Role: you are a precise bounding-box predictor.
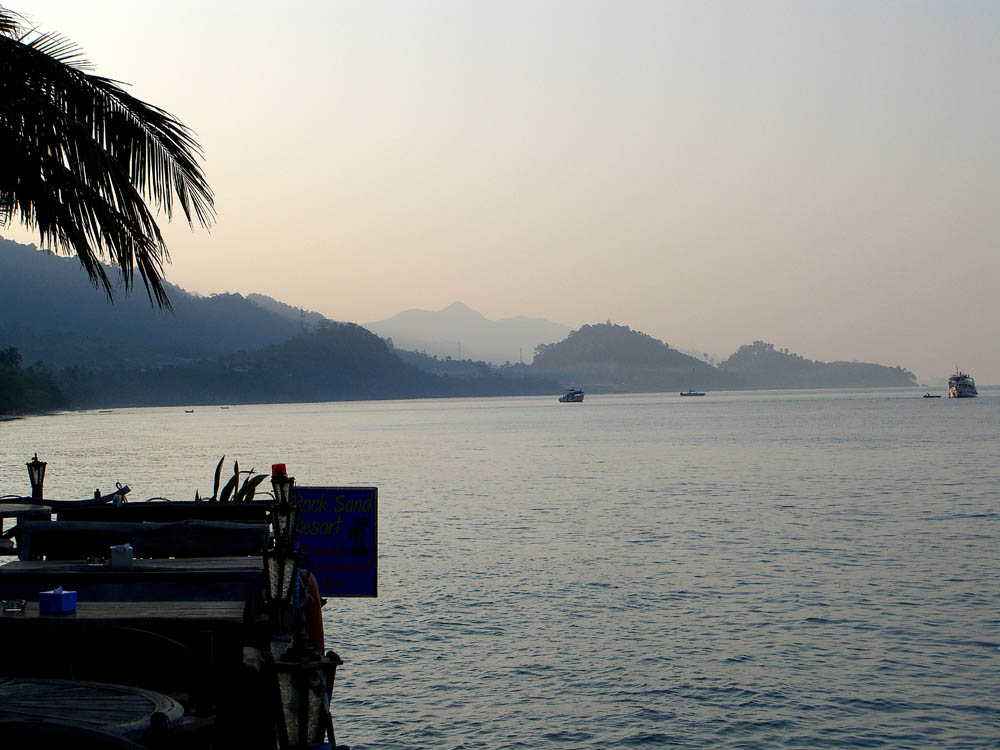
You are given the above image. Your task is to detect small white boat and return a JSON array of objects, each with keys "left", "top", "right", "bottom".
[
  {"left": 948, "top": 370, "right": 977, "bottom": 398},
  {"left": 559, "top": 388, "right": 584, "bottom": 403}
]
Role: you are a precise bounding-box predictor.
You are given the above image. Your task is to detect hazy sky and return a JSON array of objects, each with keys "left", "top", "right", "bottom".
[{"left": 5, "top": 1, "right": 999, "bottom": 382}]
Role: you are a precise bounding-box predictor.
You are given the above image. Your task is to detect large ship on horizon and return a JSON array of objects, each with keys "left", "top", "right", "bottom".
[{"left": 948, "top": 369, "right": 978, "bottom": 398}]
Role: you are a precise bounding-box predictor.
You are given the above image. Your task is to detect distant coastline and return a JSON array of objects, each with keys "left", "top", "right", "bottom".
[{"left": 0, "top": 238, "right": 938, "bottom": 413}]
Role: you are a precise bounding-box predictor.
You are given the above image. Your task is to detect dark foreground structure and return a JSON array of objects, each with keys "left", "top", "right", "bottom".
[{"left": 0, "top": 457, "right": 347, "bottom": 749}]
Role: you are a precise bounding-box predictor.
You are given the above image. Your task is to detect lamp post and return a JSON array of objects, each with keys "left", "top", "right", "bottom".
[
  {"left": 263, "top": 463, "right": 343, "bottom": 750},
  {"left": 271, "top": 649, "right": 343, "bottom": 750},
  {"left": 26, "top": 453, "right": 46, "bottom": 502},
  {"left": 266, "top": 467, "right": 299, "bottom": 638},
  {"left": 264, "top": 547, "right": 300, "bottom": 607}
]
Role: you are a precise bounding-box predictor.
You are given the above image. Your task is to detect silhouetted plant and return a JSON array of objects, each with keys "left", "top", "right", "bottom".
[{"left": 195, "top": 456, "right": 267, "bottom": 503}]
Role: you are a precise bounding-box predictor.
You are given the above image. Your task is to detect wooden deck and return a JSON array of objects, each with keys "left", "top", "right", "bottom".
[
  {"left": 0, "top": 554, "right": 272, "bottom": 747},
  {"left": 0, "top": 595, "right": 271, "bottom": 748},
  {"left": 0, "top": 500, "right": 287, "bottom": 748}
]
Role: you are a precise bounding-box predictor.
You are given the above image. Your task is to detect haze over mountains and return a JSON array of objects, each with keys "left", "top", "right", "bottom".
[
  {"left": 366, "top": 302, "right": 571, "bottom": 365},
  {"left": 0, "top": 238, "right": 300, "bottom": 369},
  {"left": 1, "top": 237, "right": 922, "bottom": 411}
]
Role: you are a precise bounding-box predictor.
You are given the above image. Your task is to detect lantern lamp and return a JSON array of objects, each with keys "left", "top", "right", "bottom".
[
  {"left": 272, "top": 504, "right": 299, "bottom": 547},
  {"left": 271, "top": 472, "right": 295, "bottom": 506},
  {"left": 264, "top": 548, "right": 300, "bottom": 606},
  {"left": 26, "top": 453, "right": 46, "bottom": 501},
  {"left": 272, "top": 650, "right": 342, "bottom": 750}
]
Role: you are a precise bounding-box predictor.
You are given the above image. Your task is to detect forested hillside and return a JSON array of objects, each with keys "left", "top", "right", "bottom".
[
  {"left": 719, "top": 341, "right": 917, "bottom": 388},
  {"left": 0, "top": 238, "right": 562, "bottom": 410},
  {"left": 0, "top": 347, "right": 67, "bottom": 415},
  {"left": 0, "top": 238, "right": 300, "bottom": 368},
  {"left": 59, "top": 322, "right": 560, "bottom": 408},
  {"left": 532, "top": 325, "right": 917, "bottom": 392},
  {"left": 532, "top": 323, "right": 732, "bottom": 392}
]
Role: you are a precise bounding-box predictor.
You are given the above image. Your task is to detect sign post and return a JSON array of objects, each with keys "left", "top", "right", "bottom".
[{"left": 290, "top": 486, "right": 377, "bottom": 597}]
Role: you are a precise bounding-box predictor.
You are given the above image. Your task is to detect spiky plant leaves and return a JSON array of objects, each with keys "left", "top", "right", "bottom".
[
  {"left": 237, "top": 474, "right": 267, "bottom": 504},
  {"left": 211, "top": 455, "right": 225, "bottom": 501},
  {"left": 218, "top": 472, "right": 239, "bottom": 504}
]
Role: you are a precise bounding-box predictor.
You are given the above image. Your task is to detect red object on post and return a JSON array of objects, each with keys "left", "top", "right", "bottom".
[{"left": 271, "top": 463, "right": 287, "bottom": 478}]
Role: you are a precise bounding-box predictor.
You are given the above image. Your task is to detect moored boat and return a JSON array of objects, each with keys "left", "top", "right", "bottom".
[
  {"left": 923, "top": 393, "right": 941, "bottom": 398},
  {"left": 948, "top": 370, "right": 978, "bottom": 398},
  {"left": 559, "top": 388, "right": 584, "bottom": 403},
  {"left": 681, "top": 368, "right": 705, "bottom": 396}
]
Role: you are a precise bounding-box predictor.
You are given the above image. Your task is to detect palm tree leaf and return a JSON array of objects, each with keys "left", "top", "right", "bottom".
[
  {"left": 0, "top": 8, "right": 22, "bottom": 36},
  {"left": 21, "top": 29, "right": 91, "bottom": 68},
  {"left": 0, "top": 13, "right": 213, "bottom": 306}
]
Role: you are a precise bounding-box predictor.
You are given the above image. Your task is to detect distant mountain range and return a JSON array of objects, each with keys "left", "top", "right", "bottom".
[
  {"left": 0, "top": 237, "right": 918, "bottom": 410},
  {"left": 366, "top": 301, "right": 571, "bottom": 365},
  {"left": 534, "top": 324, "right": 916, "bottom": 392},
  {"left": 0, "top": 238, "right": 563, "bottom": 408},
  {"left": 0, "top": 237, "right": 301, "bottom": 369}
]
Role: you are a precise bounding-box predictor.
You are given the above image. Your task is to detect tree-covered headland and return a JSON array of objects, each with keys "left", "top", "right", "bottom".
[{"left": 0, "top": 346, "right": 67, "bottom": 415}]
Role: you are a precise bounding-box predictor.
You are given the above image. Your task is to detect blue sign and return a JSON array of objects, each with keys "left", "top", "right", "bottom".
[{"left": 291, "top": 486, "right": 377, "bottom": 597}]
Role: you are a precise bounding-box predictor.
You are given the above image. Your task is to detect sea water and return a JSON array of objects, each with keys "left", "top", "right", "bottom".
[{"left": 2, "top": 389, "right": 997, "bottom": 748}]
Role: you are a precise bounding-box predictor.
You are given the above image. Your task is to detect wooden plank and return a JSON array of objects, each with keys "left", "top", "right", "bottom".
[
  {"left": 0, "top": 559, "right": 265, "bottom": 604},
  {"left": 16, "top": 520, "right": 267, "bottom": 560},
  {"left": 58, "top": 502, "right": 268, "bottom": 523},
  {"left": 0, "top": 600, "right": 246, "bottom": 628},
  {"left": 0, "top": 503, "right": 52, "bottom": 519},
  {"left": 1, "top": 556, "right": 263, "bottom": 573}
]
